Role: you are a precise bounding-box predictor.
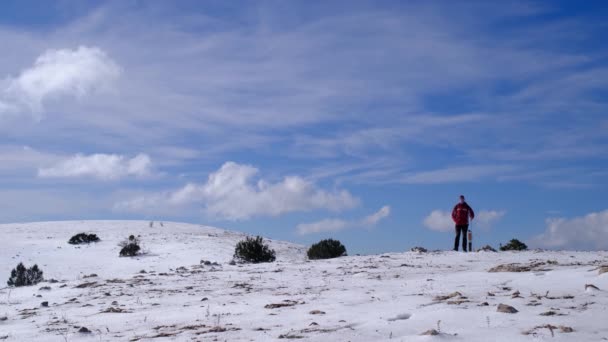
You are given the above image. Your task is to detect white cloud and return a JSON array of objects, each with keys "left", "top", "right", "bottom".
[
  {"left": 423, "top": 210, "right": 456, "bottom": 232},
  {"left": 476, "top": 210, "right": 506, "bottom": 229},
  {"left": 530, "top": 209, "right": 608, "bottom": 250},
  {"left": 296, "top": 205, "right": 391, "bottom": 235},
  {"left": 363, "top": 205, "right": 391, "bottom": 225},
  {"left": 38, "top": 153, "right": 152, "bottom": 180},
  {"left": 126, "top": 154, "right": 153, "bottom": 177},
  {"left": 115, "top": 162, "right": 359, "bottom": 220},
  {"left": 1, "top": 46, "right": 120, "bottom": 116},
  {"left": 423, "top": 209, "right": 505, "bottom": 232}
]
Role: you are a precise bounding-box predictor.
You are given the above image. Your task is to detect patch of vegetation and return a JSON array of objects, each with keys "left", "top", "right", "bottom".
[
  {"left": 7, "top": 263, "right": 44, "bottom": 287},
  {"left": 68, "top": 233, "right": 100, "bottom": 245},
  {"left": 499, "top": 239, "right": 528, "bottom": 251},
  {"left": 477, "top": 245, "right": 497, "bottom": 252},
  {"left": 307, "top": 239, "right": 347, "bottom": 260},
  {"left": 119, "top": 235, "right": 142, "bottom": 257},
  {"left": 234, "top": 236, "right": 276, "bottom": 263}
]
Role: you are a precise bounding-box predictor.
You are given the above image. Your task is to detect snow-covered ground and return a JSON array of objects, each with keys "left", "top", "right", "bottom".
[{"left": 1, "top": 221, "right": 607, "bottom": 341}]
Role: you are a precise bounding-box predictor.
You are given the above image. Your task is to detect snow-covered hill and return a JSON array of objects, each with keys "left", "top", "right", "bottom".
[
  {"left": 0, "top": 220, "right": 305, "bottom": 279},
  {"left": 1, "top": 221, "right": 607, "bottom": 341}
]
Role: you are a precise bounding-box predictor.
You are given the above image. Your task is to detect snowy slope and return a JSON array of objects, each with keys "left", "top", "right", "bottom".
[
  {"left": 1, "top": 221, "right": 608, "bottom": 341},
  {"left": 0, "top": 220, "right": 305, "bottom": 280}
]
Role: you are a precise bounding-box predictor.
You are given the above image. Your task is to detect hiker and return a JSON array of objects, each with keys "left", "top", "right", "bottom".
[{"left": 452, "top": 195, "right": 474, "bottom": 252}]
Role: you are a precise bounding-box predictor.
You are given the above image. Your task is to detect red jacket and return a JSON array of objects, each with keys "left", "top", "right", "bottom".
[{"left": 452, "top": 202, "right": 474, "bottom": 225}]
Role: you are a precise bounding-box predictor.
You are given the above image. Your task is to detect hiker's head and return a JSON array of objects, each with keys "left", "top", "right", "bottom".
[{"left": 459, "top": 195, "right": 465, "bottom": 203}]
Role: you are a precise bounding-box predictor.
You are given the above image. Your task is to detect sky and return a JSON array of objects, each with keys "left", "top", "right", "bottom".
[{"left": 0, "top": 0, "right": 607, "bottom": 254}]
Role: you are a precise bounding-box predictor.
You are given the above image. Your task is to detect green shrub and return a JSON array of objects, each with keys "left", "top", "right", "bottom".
[
  {"left": 119, "top": 235, "right": 142, "bottom": 257},
  {"left": 307, "top": 239, "right": 347, "bottom": 260},
  {"left": 68, "top": 233, "right": 100, "bottom": 245},
  {"left": 234, "top": 236, "right": 276, "bottom": 263},
  {"left": 7, "top": 263, "right": 44, "bottom": 287},
  {"left": 499, "top": 239, "right": 528, "bottom": 251}
]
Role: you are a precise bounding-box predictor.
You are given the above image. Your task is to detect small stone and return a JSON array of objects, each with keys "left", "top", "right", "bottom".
[
  {"left": 434, "top": 292, "right": 462, "bottom": 301},
  {"left": 201, "top": 297, "right": 209, "bottom": 301},
  {"left": 78, "top": 327, "right": 91, "bottom": 333},
  {"left": 559, "top": 326, "right": 574, "bottom": 333},
  {"left": 309, "top": 310, "right": 325, "bottom": 315},
  {"left": 41, "top": 301, "right": 49, "bottom": 307},
  {"left": 420, "top": 329, "right": 439, "bottom": 336},
  {"left": 497, "top": 304, "right": 518, "bottom": 313},
  {"left": 410, "top": 246, "right": 428, "bottom": 253},
  {"left": 479, "top": 302, "right": 489, "bottom": 306},
  {"left": 540, "top": 311, "right": 556, "bottom": 316},
  {"left": 39, "top": 286, "right": 51, "bottom": 291},
  {"left": 0, "top": 316, "right": 7, "bottom": 321}
]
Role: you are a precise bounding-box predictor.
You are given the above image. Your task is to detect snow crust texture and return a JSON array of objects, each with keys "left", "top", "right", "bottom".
[{"left": 1, "top": 221, "right": 607, "bottom": 341}]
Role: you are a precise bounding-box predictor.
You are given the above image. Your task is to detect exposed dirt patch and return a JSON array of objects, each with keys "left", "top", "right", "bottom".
[
  {"left": 489, "top": 262, "right": 549, "bottom": 273},
  {"left": 523, "top": 324, "right": 574, "bottom": 336},
  {"left": 265, "top": 300, "right": 301, "bottom": 309},
  {"left": 75, "top": 282, "right": 98, "bottom": 289}
]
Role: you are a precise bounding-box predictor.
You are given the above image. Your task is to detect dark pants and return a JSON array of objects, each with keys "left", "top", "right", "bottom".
[{"left": 454, "top": 224, "right": 469, "bottom": 251}]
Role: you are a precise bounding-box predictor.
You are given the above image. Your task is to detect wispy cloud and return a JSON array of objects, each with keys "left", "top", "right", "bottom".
[
  {"left": 38, "top": 153, "right": 152, "bottom": 180},
  {"left": 296, "top": 219, "right": 349, "bottom": 235},
  {"left": 362, "top": 205, "right": 391, "bottom": 225},
  {"left": 0, "top": 1, "right": 605, "bottom": 238},
  {"left": 0, "top": 145, "right": 60, "bottom": 174},
  {"left": 297, "top": 205, "right": 390, "bottom": 235},
  {"left": 115, "top": 162, "right": 359, "bottom": 220},
  {"left": 400, "top": 165, "right": 516, "bottom": 184}
]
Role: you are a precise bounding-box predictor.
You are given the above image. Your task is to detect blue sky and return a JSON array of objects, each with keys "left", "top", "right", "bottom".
[{"left": 0, "top": 0, "right": 607, "bottom": 253}]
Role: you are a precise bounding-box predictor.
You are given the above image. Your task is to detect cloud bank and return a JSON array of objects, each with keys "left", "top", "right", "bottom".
[
  {"left": 115, "top": 162, "right": 359, "bottom": 220},
  {"left": 530, "top": 209, "right": 608, "bottom": 250}
]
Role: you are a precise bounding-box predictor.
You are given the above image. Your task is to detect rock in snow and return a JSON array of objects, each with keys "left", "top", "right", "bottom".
[{"left": 497, "top": 304, "right": 519, "bottom": 314}]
